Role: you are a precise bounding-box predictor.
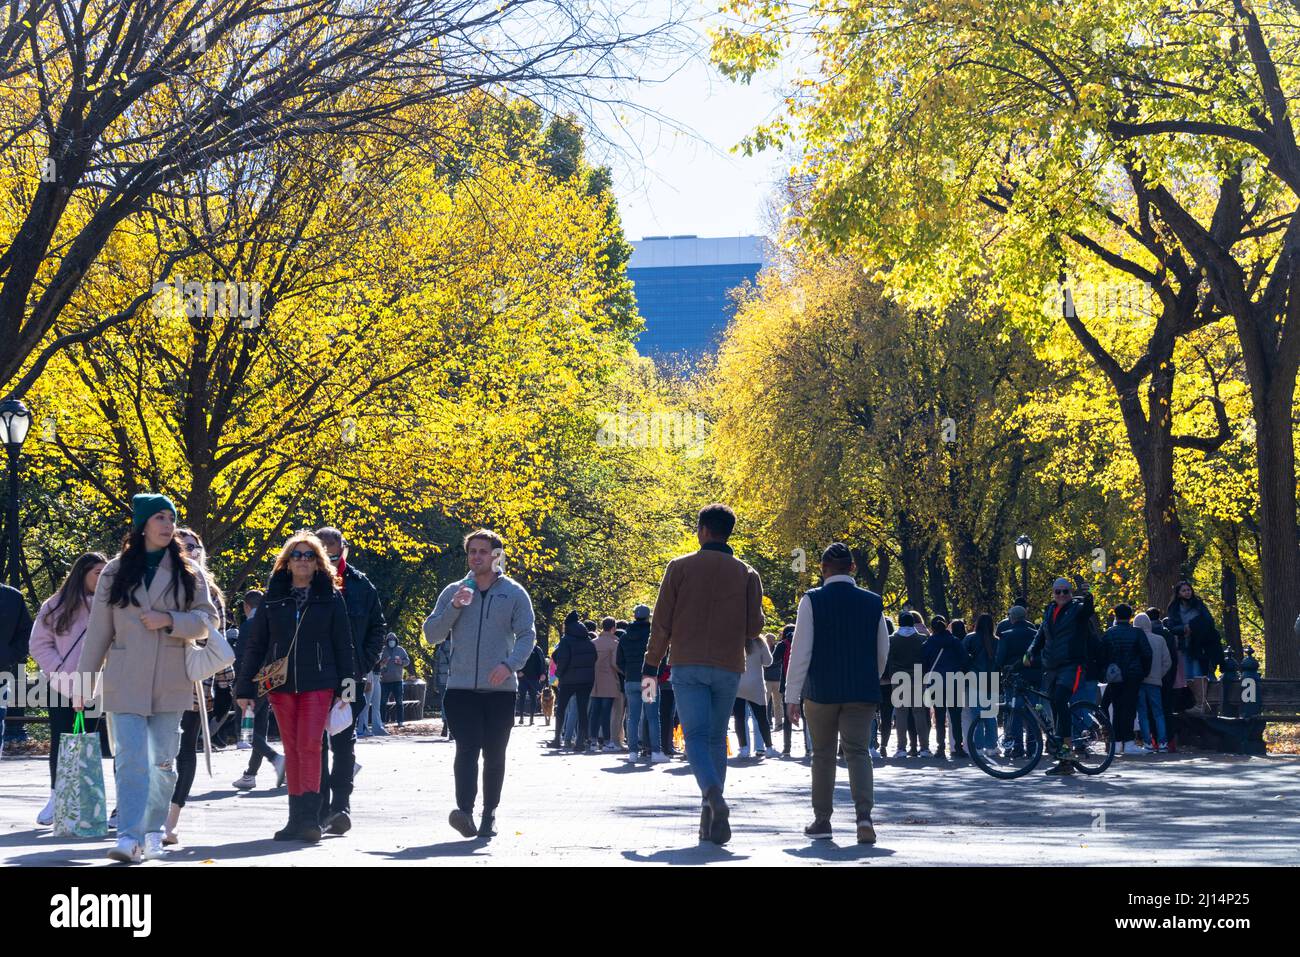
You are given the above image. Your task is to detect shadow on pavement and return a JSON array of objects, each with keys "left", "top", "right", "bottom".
[
  {"left": 622, "top": 844, "right": 751, "bottom": 865},
  {"left": 369, "top": 840, "right": 491, "bottom": 860},
  {"left": 784, "top": 842, "right": 896, "bottom": 862}
]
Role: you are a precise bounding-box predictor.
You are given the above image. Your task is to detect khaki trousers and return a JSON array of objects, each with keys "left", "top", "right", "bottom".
[
  {"left": 804, "top": 700, "right": 876, "bottom": 824},
  {"left": 767, "top": 680, "right": 784, "bottom": 729}
]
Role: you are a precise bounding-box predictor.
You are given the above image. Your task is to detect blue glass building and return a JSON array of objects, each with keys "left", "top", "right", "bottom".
[{"left": 628, "top": 235, "right": 769, "bottom": 360}]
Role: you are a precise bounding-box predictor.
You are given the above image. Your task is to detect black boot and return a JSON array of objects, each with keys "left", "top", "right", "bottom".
[
  {"left": 477, "top": 809, "right": 497, "bottom": 838},
  {"left": 296, "top": 792, "right": 323, "bottom": 842},
  {"left": 274, "top": 795, "right": 299, "bottom": 841},
  {"left": 702, "top": 785, "right": 730, "bottom": 845}
]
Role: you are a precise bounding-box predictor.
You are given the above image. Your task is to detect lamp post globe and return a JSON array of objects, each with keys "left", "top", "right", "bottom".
[
  {"left": 1014, "top": 535, "right": 1033, "bottom": 606},
  {"left": 0, "top": 398, "right": 32, "bottom": 589}
]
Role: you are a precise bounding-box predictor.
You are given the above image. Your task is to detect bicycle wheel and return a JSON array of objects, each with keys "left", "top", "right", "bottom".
[
  {"left": 969, "top": 700, "right": 1042, "bottom": 779},
  {"left": 1067, "top": 702, "right": 1114, "bottom": 774}
]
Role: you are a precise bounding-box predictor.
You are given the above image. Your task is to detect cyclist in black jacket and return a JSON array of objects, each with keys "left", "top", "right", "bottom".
[{"left": 1026, "top": 577, "right": 1095, "bottom": 776}]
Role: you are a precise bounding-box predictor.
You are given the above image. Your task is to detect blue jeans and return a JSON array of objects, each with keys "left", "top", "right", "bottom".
[
  {"left": 670, "top": 665, "right": 741, "bottom": 796},
  {"left": 1136, "top": 683, "right": 1167, "bottom": 746},
  {"left": 110, "top": 711, "right": 183, "bottom": 846},
  {"left": 625, "top": 681, "right": 662, "bottom": 757},
  {"left": 357, "top": 674, "right": 384, "bottom": 736},
  {"left": 588, "top": 696, "right": 614, "bottom": 742},
  {"left": 563, "top": 695, "right": 579, "bottom": 743}
]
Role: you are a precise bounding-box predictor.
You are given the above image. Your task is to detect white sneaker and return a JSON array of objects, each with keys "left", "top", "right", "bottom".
[
  {"left": 650, "top": 752, "right": 671, "bottom": 764},
  {"left": 232, "top": 772, "right": 256, "bottom": 790},
  {"left": 602, "top": 743, "right": 620, "bottom": 752},
  {"left": 918, "top": 748, "right": 933, "bottom": 758},
  {"left": 272, "top": 753, "right": 287, "bottom": 788},
  {"left": 765, "top": 746, "right": 780, "bottom": 758},
  {"left": 869, "top": 748, "right": 882, "bottom": 760},
  {"left": 235, "top": 740, "right": 253, "bottom": 750},
  {"left": 737, "top": 746, "right": 751, "bottom": 759},
  {"left": 107, "top": 837, "right": 142, "bottom": 864},
  {"left": 108, "top": 809, "right": 119, "bottom": 830},
  {"left": 37, "top": 793, "right": 55, "bottom": 826},
  {"left": 143, "top": 832, "right": 166, "bottom": 860},
  {"left": 1129, "top": 742, "right": 1150, "bottom": 753},
  {"left": 893, "top": 748, "right": 907, "bottom": 759}
]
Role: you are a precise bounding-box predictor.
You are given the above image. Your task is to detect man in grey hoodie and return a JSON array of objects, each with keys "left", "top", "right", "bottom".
[{"left": 423, "top": 528, "right": 536, "bottom": 840}]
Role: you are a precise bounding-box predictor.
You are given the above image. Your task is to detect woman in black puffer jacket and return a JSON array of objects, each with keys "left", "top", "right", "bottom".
[
  {"left": 1166, "top": 582, "right": 1223, "bottom": 716},
  {"left": 548, "top": 611, "right": 597, "bottom": 750},
  {"left": 236, "top": 533, "right": 353, "bottom": 842}
]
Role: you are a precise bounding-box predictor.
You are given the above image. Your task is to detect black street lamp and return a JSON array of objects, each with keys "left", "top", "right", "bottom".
[
  {"left": 0, "top": 398, "right": 32, "bottom": 589},
  {"left": 1014, "top": 534, "right": 1033, "bottom": 607}
]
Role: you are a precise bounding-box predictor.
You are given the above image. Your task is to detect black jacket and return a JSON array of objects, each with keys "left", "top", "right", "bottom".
[
  {"left": 1166, "top": 596, "right": 1223, "bottom": 673},
  {"left": 775, "top": 637, "right": 793, "bottom": 692},
  {"left": 1029, "top": 592, "right": 1096, "bottom": 670},
  {"left": 616, "top": 619, "right": 651, "bottom": 680},
  {"left": 553, "top": 626, "right": 597, "bottom": 686},
  {"left": 994, "top": 619, "right": 1039, "bottom": 675},
  {"left": 234, "top": 570, "right": 354, "bottom": 699},
  {"left": 764, "top": 638, "right": 788, "bottom": 682},
  {"left": 1103, "top": 622, "right": 1153, "bottom": 683},
  {"left": 0, "top": 584, "right": 32, "bottom": 671},
  {"left": 521, "top": 644, "right": 548, "bottom": 680},
  {"left": 339, "top": 563, "right": 387, "bottom": 681}
]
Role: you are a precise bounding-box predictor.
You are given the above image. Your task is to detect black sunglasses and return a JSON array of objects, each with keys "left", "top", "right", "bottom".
[
  {"left": 1053, "top": 588, "right": 1072, "bottom": 595},
  {"left": 289, "top": 550, "right": 316, "bottom": 561}
]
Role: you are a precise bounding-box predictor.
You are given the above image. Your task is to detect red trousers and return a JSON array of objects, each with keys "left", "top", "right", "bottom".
[{"left": 269, "top": 689, "right": 333, "bottom": 796}]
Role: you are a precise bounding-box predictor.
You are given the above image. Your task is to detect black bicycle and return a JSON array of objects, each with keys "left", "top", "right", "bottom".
[{"left": 968, "top": 669, "right": 1114, "bottom": 779}]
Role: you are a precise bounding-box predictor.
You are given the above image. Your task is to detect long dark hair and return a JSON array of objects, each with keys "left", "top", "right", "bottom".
[
  {"left": 108, "top": 528, "right": 197, "bottom": 609},
  {"left": 176, "top": 527, "right": 226, "bottom": 627},
  {"left": 975, "top": 613, "right": 995, "bottom": 661},
  {"left": 48, "top": 552, "right": 108, "bottom": 635},
  {"left": 1169, "top": 580, "right": 1198, "bottom": 609}
]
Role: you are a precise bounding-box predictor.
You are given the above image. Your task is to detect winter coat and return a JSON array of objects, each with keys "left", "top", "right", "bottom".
[
  {"left": 81, "top": 552, "right": 219, "bottom": 715},
  {"left": 1102, "top": 622, "right": 1153, "bottom": 684},
  {"left": 30, "top": 593, "right": 93, "bottom": 698},
  {"left": 337, "top": 562, "right": 387, "bottom": 681},
  {"left": 234, "top": 569, "right": 354, "bottom": 699},
  {"left": 1029, "top": 592, "right": 1097, "bottom": 670},
  {"left": 422, "top": 574, "right": 537, "bottom": 693},
  {"left": 1166, "top": 596, "right": 1224, "bottom": 674},
  {"left": 616, "top": 619, "right": 651, "bottom": 682},
  {"left": 0, "top": 583, "right": 32, "bottom": 673},
  {"left": 736, "top": 637, "right": 774, "bottom": 705},
  {"left": 921, "top": 631, "right": 968, "bottom": 676},
  {"left": 553, "top": 624, "right": 597, "bottom": 686},
  {"left": 591, "top": 631, "right": 622, "bottom": 698}
]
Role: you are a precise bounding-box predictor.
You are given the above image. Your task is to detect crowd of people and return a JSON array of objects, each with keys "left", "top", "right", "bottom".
[{"left": 0, "top": 495, "right": 1234, "bottom": 860}]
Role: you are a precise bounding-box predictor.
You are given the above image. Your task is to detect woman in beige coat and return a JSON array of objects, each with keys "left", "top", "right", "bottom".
[{"left": 77, "top": 494, "right": 217, "bottom": 864}]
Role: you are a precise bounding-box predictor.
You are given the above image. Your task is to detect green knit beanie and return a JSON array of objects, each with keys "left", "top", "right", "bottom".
[{"left": 132, "top": 493, "right": 177, "bottom": 531}]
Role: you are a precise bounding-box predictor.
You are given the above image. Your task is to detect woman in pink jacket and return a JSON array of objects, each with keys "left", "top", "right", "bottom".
[{"left": 29, "top": 552, "right": 110, "bottom": 826}]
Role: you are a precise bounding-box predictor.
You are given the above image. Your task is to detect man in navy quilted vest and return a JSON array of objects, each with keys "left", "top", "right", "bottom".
[{"left": 784, "top": 542, "right": 889, "bottom": 845}]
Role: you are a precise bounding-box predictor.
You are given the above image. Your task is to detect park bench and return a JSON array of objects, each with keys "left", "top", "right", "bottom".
[{"left": 1207, "top": 678, "right": 1300, "bottom": 722}]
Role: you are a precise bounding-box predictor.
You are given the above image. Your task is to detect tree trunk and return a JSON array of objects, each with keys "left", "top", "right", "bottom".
[
  {"left": 925, "top": 546, "right": 950, "bottom": 620},
  {"left": 1220, "top": 559, "right": 1242, "bottom": 657},
  {"left": 1112, "top": 348, "right": 1188, "bottom": 610},
  {"left": 895, "top": 512, "right": 928, "bottom": 615},
  {"left": 1251, "top": 375, "right": 1300, "bottom": 678}
]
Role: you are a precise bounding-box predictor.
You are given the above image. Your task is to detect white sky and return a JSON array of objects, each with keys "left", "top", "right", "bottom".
[{"left": 591, "top": 3, "right": 801, "bottom": 241}]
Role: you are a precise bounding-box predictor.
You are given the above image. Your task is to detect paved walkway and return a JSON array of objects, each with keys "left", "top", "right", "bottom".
[{"left": 3, "top": 723, "right": 1297, "bottom": 866}]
